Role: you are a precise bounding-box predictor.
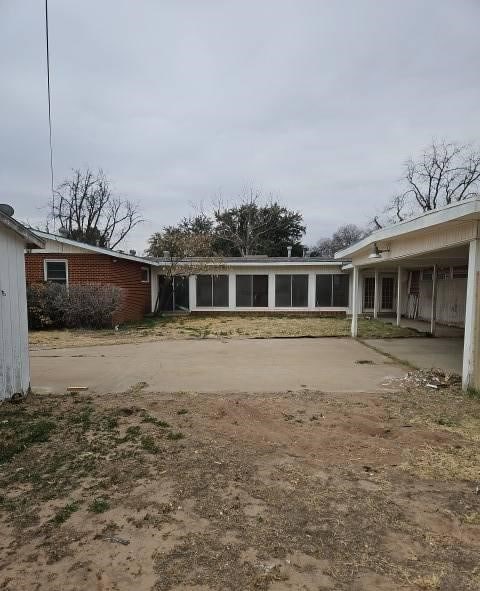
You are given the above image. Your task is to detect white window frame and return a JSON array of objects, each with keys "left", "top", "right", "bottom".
[
  {"left": 141, "top": 266, "right": 150, "bottom": 283},
  {"left": 44, "top": 259, "right": 69, "bottom": 285}
]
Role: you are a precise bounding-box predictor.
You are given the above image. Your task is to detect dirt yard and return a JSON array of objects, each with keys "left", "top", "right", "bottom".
[
  {"left": 29, "top": 315, "right": 419, "bottom": 349},
  {"left": 1, "top": 377, "right": 479, "bottom": 590}
]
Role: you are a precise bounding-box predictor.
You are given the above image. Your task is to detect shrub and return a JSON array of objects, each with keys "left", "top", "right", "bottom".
[
  {"left": 27, "top": 282, "right": 66, "bottom": 329},
  {"left": 27, "top": 283, "right": 123, "bottom": 329}
]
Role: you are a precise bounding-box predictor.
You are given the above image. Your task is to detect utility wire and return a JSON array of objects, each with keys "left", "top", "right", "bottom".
[{"left": 45, "top": 0, "right": 55, "bottom": 228}]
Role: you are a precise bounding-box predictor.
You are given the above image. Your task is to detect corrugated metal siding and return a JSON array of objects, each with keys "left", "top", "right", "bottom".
[{"left": 0, "top": 226, "right": 30, "bottom": 400}]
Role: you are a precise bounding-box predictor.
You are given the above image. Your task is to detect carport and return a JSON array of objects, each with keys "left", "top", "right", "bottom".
[{"left": 336, "top": 199, "right": 480, "bottom": 390}]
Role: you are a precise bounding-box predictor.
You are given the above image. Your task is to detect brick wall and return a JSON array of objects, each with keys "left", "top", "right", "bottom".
[{"left": 25, "top": 253, "right": 151, "bottom": 323}]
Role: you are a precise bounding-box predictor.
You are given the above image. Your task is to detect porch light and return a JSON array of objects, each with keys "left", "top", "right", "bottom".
[{"left": 368, "top": 242, "right": 390, "bottom": 259}]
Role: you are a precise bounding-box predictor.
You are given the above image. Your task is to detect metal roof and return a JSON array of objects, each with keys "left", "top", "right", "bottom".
[{"left": 0, "top": 211, "right": 45, "bottom": 248}]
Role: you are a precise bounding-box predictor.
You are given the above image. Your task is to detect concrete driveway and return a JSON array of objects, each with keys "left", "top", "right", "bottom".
[
  {"left": 364, "top": 337, "right": 463, "bottom": 375},
  {"left": 31, "top": 338, "right": 406, "bottom": 395}
]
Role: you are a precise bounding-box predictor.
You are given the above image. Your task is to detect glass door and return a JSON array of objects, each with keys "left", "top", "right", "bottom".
[{"left": 381, "top": 276, "right": 394, "bottom": 311}]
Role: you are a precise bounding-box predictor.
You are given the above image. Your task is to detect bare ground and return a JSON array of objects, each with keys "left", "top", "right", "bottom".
[
  {"left": 29, "top": 316, "right": 419, "bottom": 350},
  {"left": 1, "top": 379, "right": 480, "bottom": 590}
]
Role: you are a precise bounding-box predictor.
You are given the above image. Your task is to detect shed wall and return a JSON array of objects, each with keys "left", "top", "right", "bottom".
[{"left": 0, "top": 227, "right": 30, "bottom": 400}]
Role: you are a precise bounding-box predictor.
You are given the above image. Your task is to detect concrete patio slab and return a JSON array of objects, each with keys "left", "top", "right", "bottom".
[
  {"left": 30, "top": 338, "right": 406, "bottom": 395},
  {"left": 364, "top": 337, "right": 463, "bottom": 375}
]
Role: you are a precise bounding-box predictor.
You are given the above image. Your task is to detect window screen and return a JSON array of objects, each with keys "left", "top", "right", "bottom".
[
  {"left": 45, "top": 261, "right": 67, "bottom": 284},
  {"left": 141, "top": 267, "right": 150, "bottom": 283},
  {"left": 196, "top": 275, "right": 212, "bottom": 306},
  {"left": 213, "top": 275, "right": 229, "bottom": 306},
  {"left": 275, "top": 275, "right": 291, "bottom": 307},
  {"left": 332, "top": 274, "right": 349, "bottom": 307},
  {"left": 316, "top": 275, "right": 332, "bottom": 307},
  {"left": 275, "top": 275, "right": 308, "bottom": 307},
  {"left": 316, "top": 274, "right": 349, "bottom": 307},
  {"left": 292, "top": 275, "right": 308, "bottom": 306},
  {"left": 196, "top": 275, "right": 229, "bottom": 307},
  {"left": 236, "top": 275, "right": 268, "bottom": 307}
]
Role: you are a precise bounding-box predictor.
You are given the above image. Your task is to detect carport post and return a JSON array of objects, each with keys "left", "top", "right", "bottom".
[
  {"left": 430, "top": 264, "right": 437, "bottom": 335},
  {"left": 351, "top": 266, "right": 359, "bottom": 337},
  {"left": 373, "top": 269, "right": 379, "bottom": 319},
  {"left": 462, "top": 239, "right": 480, "bottom": 390},
  {"left": 396, "top": 266, "right": 402, "bottom": 326}
]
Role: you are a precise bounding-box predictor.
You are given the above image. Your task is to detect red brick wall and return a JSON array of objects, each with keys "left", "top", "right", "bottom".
[{"left": 25, "top": 253, "right": 151, "bottom": 323}]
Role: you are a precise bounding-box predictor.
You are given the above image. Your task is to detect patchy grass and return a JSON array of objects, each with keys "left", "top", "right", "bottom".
[
  {"left": 29, "top": 315, "right": 420, "bottom": 349},
  {"left": 88, "top": 497, "right": 110, "bottom": 513},
  {"left": 51, "top": 501, "right": 79, "bottom": 525},
  {"left": 1, "top": 380, "right": 479, "bottom": 590}
]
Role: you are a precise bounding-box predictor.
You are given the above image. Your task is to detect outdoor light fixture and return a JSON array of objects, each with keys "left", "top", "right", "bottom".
[{"left": 368, "top": 242, "right": 390, "bottom": 259}]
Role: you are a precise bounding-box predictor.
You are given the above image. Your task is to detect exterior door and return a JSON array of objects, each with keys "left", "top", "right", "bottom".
[
  {"left": 381, "top": 276, "right": 394, "bottom": 312},
  {"left": 363, "top": 277, "right": 375, "bottom": 310}
]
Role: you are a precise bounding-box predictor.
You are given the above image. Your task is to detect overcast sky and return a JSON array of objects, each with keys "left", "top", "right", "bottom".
[{"left": 2, "top": 1, "right": 480, "bottom": 253}]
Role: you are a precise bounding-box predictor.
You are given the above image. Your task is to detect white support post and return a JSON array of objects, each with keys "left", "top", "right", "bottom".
[
  {"left": 351, "top": 266, "right": 359, "bottom": 337},
  {"left": 373, "top": 269, "right": 379, "bottom": 319},
  {"left": 228, "top": 273, "right": 236, "bottom": 309},
  {"left": 268, "top": 272, "right": 275, "bottom": 309},
  {"left": 396, "top": 266, "right": 402, "bottom": 326},
  {"left": 188, "top": 275, "right": 196, "bottom": 310},
  {"left": 430, "top": 264, "right": 437, "bottom": 335},
  {"left": 308, "top": 272, "right": 316, "bottom": 309},
  {"left": 463, "top": 239, "right": 480, "bottom": 390}
]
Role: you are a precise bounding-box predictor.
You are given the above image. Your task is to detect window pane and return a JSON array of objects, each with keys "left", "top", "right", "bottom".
[
  {"left": 275, "top": 275, "right": 291, "bottom": 307},
  {"left": 213, "top": 275, "right": 229, "bottom": 306},
  {"left": 332, "top": 274, "right": 349, "bottom": 307},
  {"left": 174, "top": 276, "right": 189, "bottom": 310},
  {"left": 363, "top": 277, "right": 375, "bottom": 309},
  {"left": 316, "top": 275, "right": 332, "bottom": 307},
  {"left": 46, "top": 261, "right": 67, "bottom": 283},
  {"left": 381, "top": 277, "right": 394, "bottom": 310},
  {"left": 252, "top": 275, "right": 268, "bottom": 307},
  {"left": 196, "top": 275, "right": 212, "bottom": 307},
  {"left": 236, "top": 275, "right": 251, "bottom": 307},
  {"left": 292, "top": 275, "right": 308, "bottom": 307}
]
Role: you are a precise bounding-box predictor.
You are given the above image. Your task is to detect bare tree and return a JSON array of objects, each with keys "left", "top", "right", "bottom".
[
  {"left": 312, "top": 224, "right": 368, "bottom": 257},
  {"left": 374, "top": 141, "right": 480, "bottom": 227},
  {"left": 49, "top": 168, "right": 143, "bottom": 248},
  {"left": 147, "top": 230, "right": 222, "bottom": 313}
]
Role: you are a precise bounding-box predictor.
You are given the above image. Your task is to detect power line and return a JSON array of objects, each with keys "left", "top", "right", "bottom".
[{"left": 44, "top": 0, "right": 55, "bottom": 227}]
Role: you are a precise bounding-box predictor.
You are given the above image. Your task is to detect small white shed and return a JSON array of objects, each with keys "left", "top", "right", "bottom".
[{"left": 0, "top": 206, "right": 44, "bottom": 401}]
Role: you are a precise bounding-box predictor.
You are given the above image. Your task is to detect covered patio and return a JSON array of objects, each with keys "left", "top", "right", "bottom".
[{"left": 336, "top": 199, "right": 480, "bottom": 389}]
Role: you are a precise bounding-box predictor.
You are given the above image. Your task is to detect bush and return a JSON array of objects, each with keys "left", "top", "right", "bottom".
[{"left": 27, "top": 283, "right": 124, "bottom": 329}]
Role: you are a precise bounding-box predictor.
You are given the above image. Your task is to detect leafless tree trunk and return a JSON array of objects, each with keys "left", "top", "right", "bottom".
[
  {"left": 373, "top": 141, "right": 480, "bottom": 228},
  {"left": 48, "top": 168, "right": 143, "bottom": 248}
]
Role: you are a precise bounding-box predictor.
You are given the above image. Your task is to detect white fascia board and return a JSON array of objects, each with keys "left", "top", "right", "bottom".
[
  {"left": 334, "top": 198, "right": 480, "bottom": 259},
  {"left": 162, "top": 260, "right": 345, "bottom": 268}
]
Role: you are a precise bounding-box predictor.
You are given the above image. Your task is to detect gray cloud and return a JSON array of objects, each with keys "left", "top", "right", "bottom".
[{"left": 2, "top": 0, "right": 480, "bottom": 253}]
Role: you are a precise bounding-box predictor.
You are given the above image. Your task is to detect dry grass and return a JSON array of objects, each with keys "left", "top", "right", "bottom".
[
  {"left": 1, "top": 379, "right": 480, "bottom": 590},
  {"left": 29, "top": 315, "right": 419, "bottom": 349}
]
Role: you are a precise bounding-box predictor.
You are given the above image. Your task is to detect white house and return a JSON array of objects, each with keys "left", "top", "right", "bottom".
[
  {"left": 149, "top": 256, "right": 351, "bottom": 315},
  {"left": 335, "top": 198, "right": 480, "bottom": 390},
  {"left": 0, "top": 205, "right": 44, "bottom": 401}
]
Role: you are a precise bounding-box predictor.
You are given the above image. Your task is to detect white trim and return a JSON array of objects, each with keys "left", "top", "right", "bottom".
[
  {"left": 335, "top": 198, "right": 480, "bottom": 259},
  {"left": 140, "top": 266, "right": 150, "bottom": 283},
  {"left": 44, "top": 259, "right": 69, "bottom": 285}
]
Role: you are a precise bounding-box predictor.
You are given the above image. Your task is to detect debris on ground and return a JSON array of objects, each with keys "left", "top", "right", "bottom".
[
  {"left": 385, "top": 368, "right": 461, "bottom": 390},
  {"left": 95, "top": 535, "right": 130, "bottom": 546}
]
